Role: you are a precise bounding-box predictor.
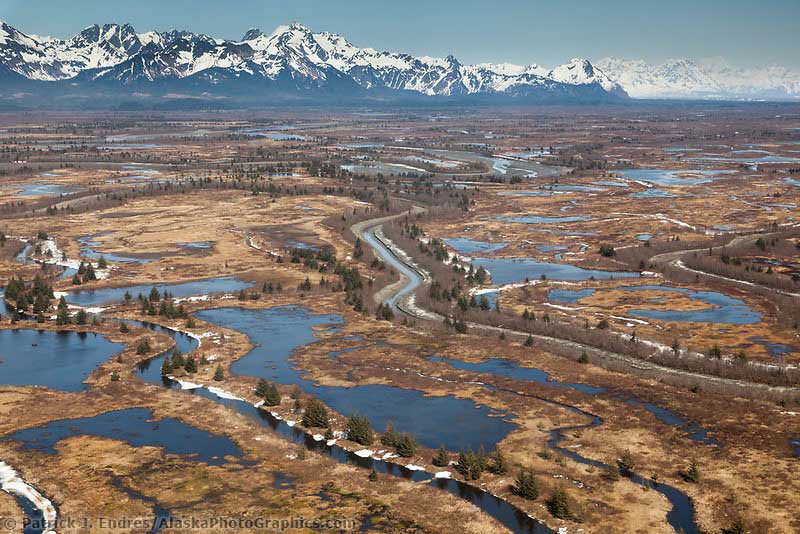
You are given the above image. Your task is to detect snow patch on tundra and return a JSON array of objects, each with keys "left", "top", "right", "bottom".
[
  {"left": 174, "top": 379, "right": 203, "bottom": 390},
  {"left": 207, "top": 386, "right": 244, "bottom": 401},
  {"left": 0, "top": 461, "right": 57, "bottom": 534},
  {"left": 403, "top": 464, "right": 425, "bottom": 471}
]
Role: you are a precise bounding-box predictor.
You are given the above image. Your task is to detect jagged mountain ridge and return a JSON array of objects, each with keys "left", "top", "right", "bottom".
[{"left": 0, "top": 20, "right": 626, "bottom": 102}]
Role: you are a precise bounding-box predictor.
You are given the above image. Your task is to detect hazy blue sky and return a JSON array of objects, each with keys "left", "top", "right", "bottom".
[{"left": 2, "top": 0, "right": 798, "bottom": 68}]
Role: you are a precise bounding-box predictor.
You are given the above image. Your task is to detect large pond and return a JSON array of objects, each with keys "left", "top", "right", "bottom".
[
  {"left": 191, "top": 306, "right": 517, "bottom": 452},
  {"left": 470, "top": 257, "right": 639, "bottom": 286},
  {"left": 620, "top": 285, "right": 761, "bottom": 325},
  {"left": 64, "top": 276, "right": 252, "bottom": 307},
  {"left": 548, "top": 285, "right": 761, "bottom": 325},
  {"left": 442, "top": 237, "right": 507, "bottom": 255},
  {"left": 1, "top": 408, "right": 244, "bottom": 466},
  {"left": 0, "top": 330, "right": 123, "bottom": 391}
]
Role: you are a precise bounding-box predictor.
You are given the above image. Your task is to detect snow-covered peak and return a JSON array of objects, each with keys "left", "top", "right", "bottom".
[
  {"left": 547, "top": 58, "right": 625, "bottom": 95},
  {"left": 476, "top": 63, "right": 525, "bottom": 76}
]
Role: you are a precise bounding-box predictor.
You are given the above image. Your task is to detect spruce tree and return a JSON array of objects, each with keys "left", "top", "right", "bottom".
[
  {"left": 512, "top": 468, "right": 539, "bottom": 500},
  {"left": 684, "top": 460, "right": 700, "bottom": 483},
  {"left": 476, "top": 445, "right": 488, "bottom": 472},
  {"left": 136, "top": 339, "right": 152, "bottom": 355},
  {"left": 255, "top": 378, "right": 269, "bottom": 398},
  {"left": 346, "top": 414, "right": 374, "bottom": 445},
  {"left": 546, "top": 485, "right": 571, "bottom": 519},
  {"left": 263, "top": 383, "right": 281, "bottom": 406},
  {"left": 302, "top": 398, "right": 329, "bottom": 428},
  {"left": 56, "top": 297, "right": 70, "bottom": 325},
  {"left": 618, "top": 450, "right": 636, "bottom": 473},
  {"left": 184, "top": 356, "right": 197, "bottom": 373},
  {"left": 490, "top": 449, "right": 509, "bottom": 475},
  {"left": 170, "top": 349, "right": 184, "bottom": 368},
  {"left": 381, "top": 421, "right": 399, "bottom": 447},
  {"left": 432, "top": 445, "right": 450, "bottom": 467},
  {"left": 604, "top": 466, "right": 621, "bottom": 482},
  {"left": 160, "top": 357, "right": 173, "bottom": 376},
  {"left": 395, "top": 433, "right": 417, "bottom": 458},
  {"left": 213, "top": 365, "right": 224, "bottom": 381}
]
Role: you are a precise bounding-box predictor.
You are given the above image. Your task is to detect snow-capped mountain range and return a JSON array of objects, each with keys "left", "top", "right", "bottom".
[
  {"left": 596, "top": 57, "right": 800, "bottom": 100},
  {"left": 1, "top": 19, "right": 794, "bottom": 105},
  {"left": 0, "top": 20, "right": 626, "bottom": 104}
]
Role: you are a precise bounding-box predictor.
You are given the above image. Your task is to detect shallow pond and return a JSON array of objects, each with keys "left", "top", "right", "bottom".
[
  {"left": 748, "top": 337, "right": 797, "bottom": 358},
  {"left": 64, "top": 276, "right": 252, "bottom": 307},
  {"left": 1, "top": 408, "right": 244, "bottom": 465},
  {"left": 0, "top": 330, "right": 123, "bottom": 391},
  {"left": 548, "top": 285, "right": 760, "bottom": 325},
  {"left": 547, "top": 287, "right": 596, "bottom": 304},
  {"left": 443, "top": 237, "right": 507, "bottom": 254},
  {"left": 470, "top": 257, "right": 638, "bottom": 286},
  {"left": 619, "top": 285, "right": 761, "bottom": 325}
]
